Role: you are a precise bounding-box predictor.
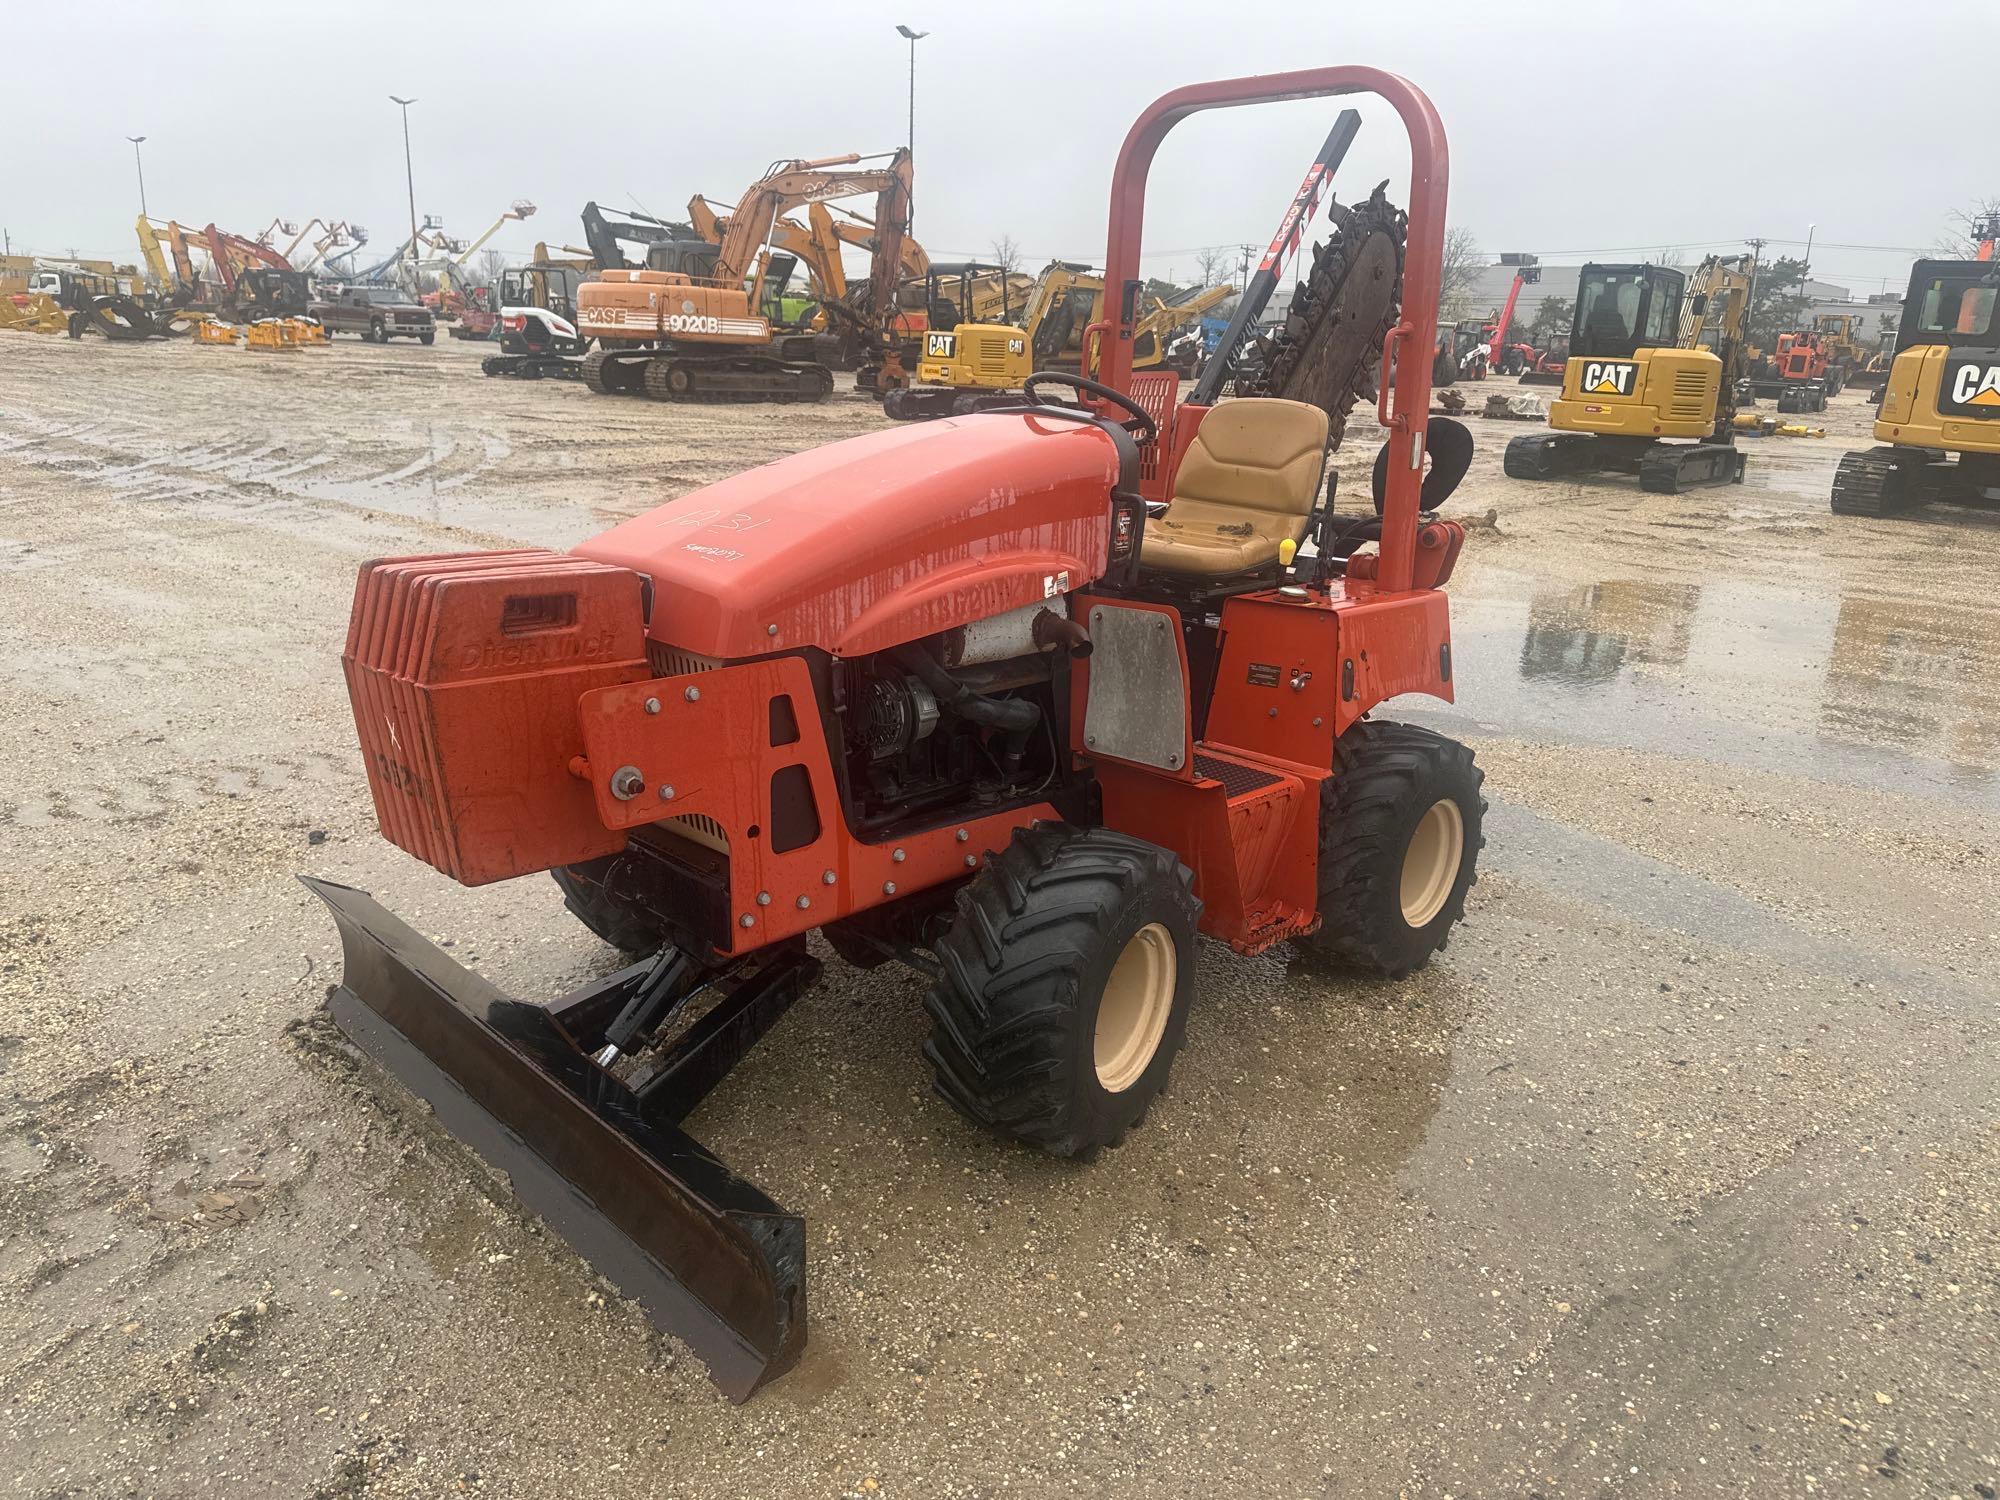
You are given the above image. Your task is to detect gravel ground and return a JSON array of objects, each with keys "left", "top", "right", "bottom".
[{"left": 2, "top": 332, "right": 1997, "bottom": 1498}]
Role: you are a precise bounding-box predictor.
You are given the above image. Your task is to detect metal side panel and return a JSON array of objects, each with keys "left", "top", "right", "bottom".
[
  {"left": 1083, "top": 601, "right": 1192, "bottom": 772},
  {"left": 301, "top": 876, "right": 806, "bottom": 1401}
]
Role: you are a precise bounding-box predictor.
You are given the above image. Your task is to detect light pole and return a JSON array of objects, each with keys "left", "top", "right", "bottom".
[
  {"left": 895, "top": 25, "right": 928, "bottom": 238},
  {"left": 390, "top": 96, "right": 419, "bottom": 289},
  {"left": 126, "top": 136, "right": 148, "bottom": 219}
]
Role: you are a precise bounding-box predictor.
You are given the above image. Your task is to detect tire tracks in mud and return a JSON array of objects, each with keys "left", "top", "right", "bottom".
[{"left": 0, "top": 333, "right": 894, "bottom": 553}]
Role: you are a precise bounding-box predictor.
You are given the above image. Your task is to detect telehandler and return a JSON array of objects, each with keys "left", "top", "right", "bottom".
[
  {"left": 1830, "top": 257, "right": 2000, "bottom": 515},
  {"left": 1503, "top": 255, "right": 1755, "bottom": 492},
  {"left": 310, "top": 65, "right": 1483, "bottom": 1400}
]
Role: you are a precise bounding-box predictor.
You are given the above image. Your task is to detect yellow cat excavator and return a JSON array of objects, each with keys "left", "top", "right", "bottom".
[
  {"left": 1830, "top": 256, "right": 2000, "bottom": 515},
  {"left": 577, "top": 151, "right": 912, "bottom": 402},
  {"left": 883, "top": 262, "right": 1231, "bottom": 420},
  {"left": 1503, "top": 254, "right": 1756, "bottom": 493}
]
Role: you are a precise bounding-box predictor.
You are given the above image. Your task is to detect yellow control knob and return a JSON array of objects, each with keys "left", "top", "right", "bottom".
[{"left": 1278, "top": 538, "right": 1297, "bottom": 568}]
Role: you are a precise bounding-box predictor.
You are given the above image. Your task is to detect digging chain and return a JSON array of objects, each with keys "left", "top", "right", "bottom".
[{"left": 1240, "top": 181, "right": 1407, "bottom": 453}]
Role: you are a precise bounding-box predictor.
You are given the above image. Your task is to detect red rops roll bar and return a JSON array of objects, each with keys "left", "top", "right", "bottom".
[{"left": 1097, "top": 68, "right": 1448, "bottom": 594}]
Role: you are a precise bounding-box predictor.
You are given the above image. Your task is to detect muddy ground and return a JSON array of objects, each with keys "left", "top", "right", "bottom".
[{"left": 2, "top": 331, "right": 1997, "bottom": 1498}]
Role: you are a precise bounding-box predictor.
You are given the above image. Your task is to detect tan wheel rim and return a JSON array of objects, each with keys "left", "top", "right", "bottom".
[
  {"left": 1400, "top": 798, "right": 1465, "bottom": 928},
  {"left": 1094, "top": 922, "right": 1176, "bottom": 1093}
]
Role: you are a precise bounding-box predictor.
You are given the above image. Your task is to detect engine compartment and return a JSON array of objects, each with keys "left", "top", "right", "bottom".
[{"left": 832, "top": 599, "right": 1080, "bottom": 836}]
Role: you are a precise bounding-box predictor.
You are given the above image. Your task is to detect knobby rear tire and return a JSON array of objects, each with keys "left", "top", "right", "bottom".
[
  {"left": 925, "top": 825, "right": 1201, "bottom": 1158},
  {"left": 1300, "top": 719, "right": 1485, "bottom": 978}
]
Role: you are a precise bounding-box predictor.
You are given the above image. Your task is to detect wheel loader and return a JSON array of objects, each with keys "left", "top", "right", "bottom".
[
  {"left": 1503, "top": 254, "right": 1755, "bottom": 492},
  {"left": 309, "top": 65, "right": 1485, "bottom": 1400},
  {"left": 1830, "top": 257, "right": 2000, "bottom": 516}
]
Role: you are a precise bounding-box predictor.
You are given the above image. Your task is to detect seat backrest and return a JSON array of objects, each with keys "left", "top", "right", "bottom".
[{"left": 1170, "top": 398, "right": 1329, "bottom": 523}]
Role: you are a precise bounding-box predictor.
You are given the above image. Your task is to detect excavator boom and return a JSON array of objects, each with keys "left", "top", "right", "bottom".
[
  {"left": 135, "top": 217, "right": 176, "bottom": 294},
  {"left": 710, "top": 154, "right": 899, "bottom": 284}
]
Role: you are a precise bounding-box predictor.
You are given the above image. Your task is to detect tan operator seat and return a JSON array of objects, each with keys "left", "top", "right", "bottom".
[{"left": 1139, "top": 397, "right": 1330, "bottom": 577}]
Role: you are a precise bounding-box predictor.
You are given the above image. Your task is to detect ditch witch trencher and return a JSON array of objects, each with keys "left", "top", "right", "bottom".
[{"left": 308, "top": 66, "right": 1485, "bottom": 1399}]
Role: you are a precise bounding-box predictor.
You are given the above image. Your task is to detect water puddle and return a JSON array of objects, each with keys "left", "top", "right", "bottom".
[{"left": 1443, "top": 571, "right": 2000, "bottom": 799}]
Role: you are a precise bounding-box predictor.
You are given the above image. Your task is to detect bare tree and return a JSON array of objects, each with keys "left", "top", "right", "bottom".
[
  {"left": 472, "top": 248, "right": 508, "bottom": 286},
  {"left": 990, "top": 234, "right": 1021, "bottom": 278},
  {"left": 1439, "top": 227, "right": 1483, "bottom": 321},
  {"left": 1935, "top": 197, "right": 2000, "bottom": 258},
  {"left": 1195, "top": 245, "right": 1234, "bottom": 289}
]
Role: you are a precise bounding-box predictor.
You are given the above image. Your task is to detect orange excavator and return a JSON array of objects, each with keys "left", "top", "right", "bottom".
[
  {"left": 201, "top": 224, "right": 313, "bottom": 319},
  {"left": 133, "top": 215, "right": 311, "bottom": 321},
  {"left": 577, "top": 150, "right": 913, "bottom": 402},
  {"left": 692, "top": 196, "right": 932, "bottom": 381}
]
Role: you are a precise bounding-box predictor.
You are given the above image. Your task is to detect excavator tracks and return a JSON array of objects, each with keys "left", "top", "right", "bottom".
[
  {"left": 582, "top": 347, "right": 833, "bottom": 403},
  {"left": 1830, "top": 448, "right": 1919, "bottom": 516},
  {"left": 1241, "top": 182, "right": 1406, "bottom": 452},
  {"left": 1502, "top": 432, "right": 1594, "bottom": 481},
  {"left": 582, "top": 348, "right": 646, "bottom": 395},
  {"left": 639, "top": 355, "right": 834, "bottom": 404},
  {"left": 1637, "top": 442, "right": 1746, "bottom": 494},
  {"left": 1502, "top": 432, "right": 1746, "bottom": 492},
  {"left": 1825, "top": 447, "right": 1999, "bottom": 517}
]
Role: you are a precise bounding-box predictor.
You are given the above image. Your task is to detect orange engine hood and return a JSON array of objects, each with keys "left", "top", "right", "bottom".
[{"left": 574, "top": 413, "right": 1119, "bottom": 660}]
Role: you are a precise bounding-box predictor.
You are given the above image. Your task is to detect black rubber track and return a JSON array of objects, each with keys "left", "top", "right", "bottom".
[
  {"left": 924, "top": 825, "right": 1200, "bottom": 1158},
  {"left": 1299, "top": 720, "right": 1485, "bottom": 978},
  {"left": 582, "top": 348, "right": 645, "bottom": 395},
  {"left": 1830, "top": 447, "right": 1918, "bottom": 517},
  {"left": 550, "top": 866, "right": 672, "bottom": 956},
  {"left": 1637, "top": 443, "right": 1744, "bottom": 494}
]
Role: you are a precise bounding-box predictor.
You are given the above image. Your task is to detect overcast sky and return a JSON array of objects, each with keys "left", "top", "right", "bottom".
[{"left": 5, "top": 0, "right": 1992, "bottom": 299}]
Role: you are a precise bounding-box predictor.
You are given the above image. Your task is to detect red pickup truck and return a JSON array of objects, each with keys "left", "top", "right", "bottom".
[{"left": 310, "top": 285, "right": 436, "bottom": 344}]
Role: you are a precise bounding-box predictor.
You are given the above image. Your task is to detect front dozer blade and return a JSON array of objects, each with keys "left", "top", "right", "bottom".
[{"left": 301, "top": 876, "right": 812, "bottom": 1401}]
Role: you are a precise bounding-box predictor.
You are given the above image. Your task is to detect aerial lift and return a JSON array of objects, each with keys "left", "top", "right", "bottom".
[
  {"left": 1484, "top": 256, "right": 1540, "bottom": 375},
  {"left": 1502, "top": 254, "right": 1756, "bottom": 492},
  {"left": 1830, "top": 255, "right": 2000, "bottom": 515},
  {"left": 419, "top": 202, "right": 535, "bottom": 333},
  {"left": 458, "top": 200, "right": 536, "bottom": 264},
  {"left": 576, "top": 150, "right": 913, "bottom": 402}
]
